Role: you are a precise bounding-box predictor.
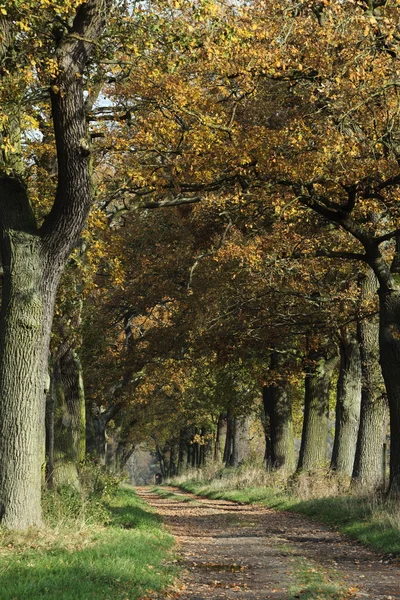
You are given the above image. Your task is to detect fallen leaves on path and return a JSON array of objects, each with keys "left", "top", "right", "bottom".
[{"left": 136, "top": 487, "right": 400, "bottom": 600}]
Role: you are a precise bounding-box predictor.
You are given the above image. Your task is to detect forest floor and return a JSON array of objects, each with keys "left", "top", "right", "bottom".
[{"left": 135, "top": 486, "right": 400, "bottom": 600}]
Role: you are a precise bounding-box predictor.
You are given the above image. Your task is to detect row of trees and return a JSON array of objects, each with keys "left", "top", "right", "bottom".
[{"left": 0, "top": 0, "right": 400, "bottom": 529}]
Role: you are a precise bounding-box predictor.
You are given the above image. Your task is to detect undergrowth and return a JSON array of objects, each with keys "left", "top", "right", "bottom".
[
  {"left": 42, "top": 462, "right": 121, "bottom": 527},
  {"left": 171, "top": 464, "right": 400, "bottom": 556}
]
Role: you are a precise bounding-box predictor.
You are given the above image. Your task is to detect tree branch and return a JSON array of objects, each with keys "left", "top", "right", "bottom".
[
  {"left": 41, "top": 0, "right": 113, "bottom": 258},
  {"left": 375, "top": 229, "right": 400, "bottom": 245}
]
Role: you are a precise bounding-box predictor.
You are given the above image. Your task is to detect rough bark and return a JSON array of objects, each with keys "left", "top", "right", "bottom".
[
  {"left": 51, "top": 348, "right": 86, "bottom": 490},
  {"left": 331, "top": 327, "right": 362, "bottom": 476},
  {"left": 51, "top": 359, "right": 80, "bottom": 490},
  {"left": 223, "top": 409, "right": 233, "bottom": 466},
  {"left": 378, "top": 288, "right": 400, "bottom": 493},
  {"left": 297, "top": 350, "right": 336, "bottom": 472},
  {"left": 352, "top": 276, "right": 388, "bottom": 489},
  {"left": 0, "top": 216, "right": 58, "bottom": 528},
  {"left": 87, "top": 403, "right": 121, "bottom": 465},
  {"left": 45, "top": 378, "right": 55, "bottom": 488},
  {"left": 263, "top": 354, "right": 295, "bottom": 473}
]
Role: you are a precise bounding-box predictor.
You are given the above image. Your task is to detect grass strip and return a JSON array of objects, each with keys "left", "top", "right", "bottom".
[
  {"left": 0, "top": 486, "right": 176, "bottom": 600},
  {"left": 177, "top": 481, "right": 400, "bottom": 557},
  {"left": 288, "top": 558, "right": 349, "bottom": 600},
  {"left": 151, "top": 486, "right": 198, "bottom": 504}
]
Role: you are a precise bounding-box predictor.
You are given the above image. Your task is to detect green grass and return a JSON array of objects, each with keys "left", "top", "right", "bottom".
[
  {"left": 151, "top": 486, "right": 198, "bottom": 504},
  {"left": 177, "top": 479, "right": 400, "bottom": 556},
  {"left": 0, "top": 486, "right": 176, "bottom": 600},
  {"left": 288, "top": 559, "right": 349, "bottom": 600}
]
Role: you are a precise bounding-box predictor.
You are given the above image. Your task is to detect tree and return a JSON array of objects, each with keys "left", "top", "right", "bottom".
[
  {"left": 353, "top": 271, "right": 388, "bottom": 488},
  {"left": 262, "top": 352, "right": 295, "bottom": 473},
  {"left": 0, "top": 0, "right": 112, "bottom": 529},
  {"left": 330, "top": 325, "right": 361, "bottom": 477},
  {"left": 297, "top": 341, "right": 337, "bottom": 473}
]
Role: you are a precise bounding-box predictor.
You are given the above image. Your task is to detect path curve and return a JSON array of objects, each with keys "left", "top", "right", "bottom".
[{"left": 136, "top": 486, "right": 400, "bottom": 600}]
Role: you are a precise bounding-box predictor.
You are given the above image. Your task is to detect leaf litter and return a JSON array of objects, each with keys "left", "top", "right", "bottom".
[{"left": 136, "top": 486, "right": 400, "bottom": 600}]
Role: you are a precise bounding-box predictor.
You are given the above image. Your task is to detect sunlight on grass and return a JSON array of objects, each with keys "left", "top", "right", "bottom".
[
  {"left": 0, "top": 487, "right": 176, "bottom": 600},
  {"left": 173, "top": 465, "right": 400, "bottom": 556},
  {"left": 288, "top": 559, "right": 350, "bottom": 600},
  {"left": 151, "top": 486, "right": 198, "bottom": 503}
]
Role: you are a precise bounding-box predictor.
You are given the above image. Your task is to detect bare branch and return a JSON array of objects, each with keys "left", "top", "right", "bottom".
[
  {"left": 375, "top": 228, "right": 400, "bottom": 245},
  {"left": 132, "top": 196, "right": 203, "bottom": 210}
]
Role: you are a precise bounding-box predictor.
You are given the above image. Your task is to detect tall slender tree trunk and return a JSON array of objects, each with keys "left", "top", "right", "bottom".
[
  {"left": 331, "top": 327, "right": 361, "bottom": 476},
  {"left": 46, "top": 377, "right": 55, "bottom": 488},
  {"left": 186, "top": 440, "right": 192, "bottom": 467},
  {"left": 262, "top": 400, "right": 273, "bottom": 470},
  {"left": 169, "top": 441, "right": 177, "bottom": 476},
  {"left": 352, "top": 274, "right": 388, "bottom": 489},
  {"left": 223, "top": 410, "right": 233, "bottom": 466},
  {"left": 297, "top": 350, "right": 336, "bottom": 472},
  {"left": 263, "top": 353, "right": 295, "bottom": 473},
  {"left": 377, "top": 289, "right": 400, "bottom": 491},
  {"left": 178, "top": 429, "right": 186, "bottom": 473},
  {"left": 214, "top": 413, "right": 226, "bottom": 462},
  {"left": 230, "top": 417, "right": 239, "bottom": 467},
  {"left": 50, "top": 348, "right": 86, "bottom": 489}
]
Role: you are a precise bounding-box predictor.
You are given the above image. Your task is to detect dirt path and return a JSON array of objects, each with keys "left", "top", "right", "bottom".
[{"left": 136, "top": 486, "right": 400, "bottom": 600}]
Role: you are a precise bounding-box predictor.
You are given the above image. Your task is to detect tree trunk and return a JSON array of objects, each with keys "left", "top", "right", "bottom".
[
  {"left": 262, "top": 400, "right": 273, "bottom": 470},
  {"left": 105, "top": 431, "right": 118, "bottom": 473},
  {"left": 199, "top": 440, "right": 205, "bottom": 467},
  {"left": 178, "top": 429, "right": 186, "bottom": 473},
  {"left": 116, "top": 441, "right": 135, "bottom": 473},
  {"left": 378, "top": 288, "right": 400, "bottom": 493},
  {"left": 186, "top": 439, "right": 192, "bottom": 467},
  {"left": 169, "top": 441, "right": 177, "bottom": 476},
  {"left": 0, "top": 224, "right": 60, "bottom": 528},
  {"left": 263, "top": 353, "right": 295, "bottom": 473},
  {"left": 352, "top": 274, "right": 388, "bottom": 489},
  {"left": 51, "top": 348, "right": 86, "bottom": 490},
  {"left": 193, "top": 436, "right": 199, "bottom": 468},
  {"left": 297, "top": 351, "right": 336, "bottom": 472},
  {"left": 46, "top": 378, "right": 55, "bottom": 488},
  {"left": 214, "top": 413, "right": 226, "bottom": 462},
  {"left": 229, "top": 417, "right": 239, "bottom": 467},
  {"left": 223, "top": 410, "right": 233, "bottom": 466},
  {"left": 331, "top": 327, "right": 361, "bottom": 476},
  {"left": 156, "top": 446, "right": 166, "bottom": 478},
  {"left": 86, "top": 403, "right": 121, "bottom": 465}
]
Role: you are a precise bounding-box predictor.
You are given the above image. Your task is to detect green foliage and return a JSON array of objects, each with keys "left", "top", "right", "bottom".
[
  {"left": 0, "top": 487, "right": 176, "bottom": 600},
  {"left": 80, "top": 460, "right": 122, "bottom": 501},
  {"left": 43, "top": 462, "right": 123, "bottom": 527},
  {"left": 288, "top": 559, "right": 347, "bottom": 600}
]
